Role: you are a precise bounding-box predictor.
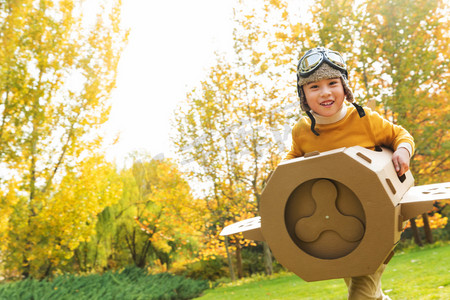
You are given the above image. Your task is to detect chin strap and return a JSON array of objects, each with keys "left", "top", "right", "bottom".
[
  {"left": 306, "top": 111, "right": 320, "bottom": 136},
  {"left": 352, "top": 102, "right": 366, "bottom": 118}
]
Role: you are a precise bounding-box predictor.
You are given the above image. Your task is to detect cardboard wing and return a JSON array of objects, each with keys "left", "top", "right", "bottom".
[
  {"left": 400, "top": 183, "right": 450, "bottom": 220},
  {"left": 220, "top": 217, "right": 264, "bottom": 241}
]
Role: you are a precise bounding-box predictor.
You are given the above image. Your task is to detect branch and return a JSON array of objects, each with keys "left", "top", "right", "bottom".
[{"left": 41, "top": 107, "right": 82, "bottom": 194}]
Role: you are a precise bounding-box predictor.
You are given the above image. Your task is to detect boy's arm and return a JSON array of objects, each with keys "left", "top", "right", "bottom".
[
  {"left": 392, "top": 147, "right": 410, "bottom": 176},
  {"left": 285, "top": 141, "right": 303, "bottom": 160},
  {"left": 366, "top": 109, "right": 414, "bottom": 177},
  {"left": 284, "top": 122, "right": 304, "bottom": 160},
  {"left": 370, "top": 111, "right": 415, "bottom": 155}
]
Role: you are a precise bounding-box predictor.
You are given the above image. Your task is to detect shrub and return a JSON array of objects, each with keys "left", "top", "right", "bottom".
[
  {"left": 0, "top": 266, "right": 209, "bottom": 300},
  {"left": 242, "top": 244, "right": 285, "bottom": 277},
  {"left": 182, "top": 257, "right": 228, "bottom": 281}
]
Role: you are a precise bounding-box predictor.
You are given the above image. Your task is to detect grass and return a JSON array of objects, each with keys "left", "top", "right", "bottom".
[{"left": 197, "top": 243, "right": 450, "bottom": 300}]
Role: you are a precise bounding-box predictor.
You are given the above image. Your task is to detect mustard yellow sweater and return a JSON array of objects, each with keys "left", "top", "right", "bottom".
[{"left": 285, "top": 105, "right": 415, "bottom": 160}]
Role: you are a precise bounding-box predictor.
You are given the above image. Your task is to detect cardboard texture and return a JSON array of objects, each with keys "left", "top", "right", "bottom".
[{"left": 220, "top": 146, "right": 450, "bottom": 282}]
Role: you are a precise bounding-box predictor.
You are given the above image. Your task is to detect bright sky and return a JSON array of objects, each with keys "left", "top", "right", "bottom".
[{"left": 104, "top": 0, "right": 235, "bottom": 165}]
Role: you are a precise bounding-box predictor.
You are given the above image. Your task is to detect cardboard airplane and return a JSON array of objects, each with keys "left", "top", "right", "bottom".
[{"left": 220, "top": 146, "right": 450, "bottom": 282}]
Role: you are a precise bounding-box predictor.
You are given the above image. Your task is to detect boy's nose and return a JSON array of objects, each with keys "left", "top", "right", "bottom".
[{"left": 320, "top": 87, "right": 331, "bottom": 97}]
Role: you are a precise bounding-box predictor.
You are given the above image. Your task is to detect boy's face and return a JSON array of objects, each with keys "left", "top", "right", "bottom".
[{"left": 303, "top": 78, "right": 346, "bottom": 117}]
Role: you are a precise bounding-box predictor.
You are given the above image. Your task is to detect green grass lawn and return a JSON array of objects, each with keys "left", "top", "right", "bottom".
[{"left": 198, "top": 243, "right": 450, "bottom": 300}]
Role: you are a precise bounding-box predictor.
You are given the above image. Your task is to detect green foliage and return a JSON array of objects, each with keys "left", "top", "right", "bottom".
[
  {"left": 178, "top": 242, "right": 283, "bottom": 283},
  {"left": 0, "top": 267, "right": 209, "bottom": 300},
  {"left": 181, "top": 257, "right": 228, "bottom": 282},
  {"left": 241, "top": 245, "right": 284, "bottom": 277}
]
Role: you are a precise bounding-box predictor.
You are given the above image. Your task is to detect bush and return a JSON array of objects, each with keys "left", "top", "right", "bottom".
[
  {"left": 0, "top": 266, "right": 209, "bottom": 300},
  {"left": 182, "top": 257, "right": 228, "bottom": 281},
  {"left": 241, "top": 244, "right": 285, "bottom": 277},
  {"left": 396, "top": 218, "right": 450, "bottom": 251},
  {"left": 242, "top": 245, "right": 266, "bottom": 275},
  {"left": 181, "top": 246, "right": 286, "bottom": 283}
]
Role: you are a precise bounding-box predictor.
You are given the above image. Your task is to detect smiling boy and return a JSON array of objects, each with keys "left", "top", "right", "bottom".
[{"left": 286, "top": 47, "right": 415, "bottom": 299}]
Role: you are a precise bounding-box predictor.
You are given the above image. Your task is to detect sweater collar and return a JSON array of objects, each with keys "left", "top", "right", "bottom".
[{"left": 311, "top": 104, "right": 348, "bottom": 125}]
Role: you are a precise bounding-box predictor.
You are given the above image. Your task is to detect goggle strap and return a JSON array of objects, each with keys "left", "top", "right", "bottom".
[
  {"left": 352, "top": 103, "right": 366, "bottom": 118},
  {"left": 306, "top": 111, "right": 320, "bottom": 136}
]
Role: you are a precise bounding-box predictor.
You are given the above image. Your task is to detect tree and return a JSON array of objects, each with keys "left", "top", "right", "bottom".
[
  {"left": 173, "top": 1, "right": 301, "bottom": 277},
  {"left": 352, "top": 0, "right": 449, "bottom": 185},
  {"left": 132, "top": 157, "right": 203, "bottom": 271},
  {"left": 74, "top": 154, "right": 203, "bottom": 273},
  {"left": 0, "top": 0, "right": 128, "bottom": 279},
  {"left": 1, "top": 154, "right": 122, "bottom": 279},
  {"left": 173, "top": 60, "right": 255, "bottom": 278}
]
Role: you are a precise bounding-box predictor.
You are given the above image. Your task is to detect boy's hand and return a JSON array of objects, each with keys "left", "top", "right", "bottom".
[{"left": 392, "top": 148, "right": 410, "bottom": 176}]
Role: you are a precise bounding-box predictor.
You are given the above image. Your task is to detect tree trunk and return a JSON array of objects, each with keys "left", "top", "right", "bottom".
[
  {"left": 22, "top": 255, "right": 30, "bottom": 279},
  {"left": 225, "top": 236, "right": 236, "bottom": 282},
  {"left": 421, "top": 213, "right": 433, "bottom": 244},
  {"left": 263, "top": 242, "right": 273, "bottom": 275},
  {"left": 44, "top": 263, "right": 52, "bottom": 278},
  {"left": 409, "top": 218, "right": 423, "bottom": 246},
  {"left": 235, "top": 241, "right": 244, "bottom": 279}
]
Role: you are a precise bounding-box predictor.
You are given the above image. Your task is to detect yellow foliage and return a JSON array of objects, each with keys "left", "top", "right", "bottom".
[
  {"left": 405, "top": 213, "right": 448, "bottom": 229},
  {"left": 0, "top": 0, "right": 127, "bottom": 279}
]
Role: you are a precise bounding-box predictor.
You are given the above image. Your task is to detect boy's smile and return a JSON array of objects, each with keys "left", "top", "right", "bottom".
[{"left": 303, "top": 78, "right": 346, "bottom": 117}]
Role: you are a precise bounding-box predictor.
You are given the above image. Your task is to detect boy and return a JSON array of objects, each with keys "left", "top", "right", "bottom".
[{"left": 286, "top": 47, "right": 414, "bottom": 300}]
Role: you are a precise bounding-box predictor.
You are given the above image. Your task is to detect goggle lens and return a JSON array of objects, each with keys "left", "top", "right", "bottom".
[
  {"left": 300, "top": 53, "right": 323, "bottom": 72},
  {"left": 326, "top": 51, "right": 345, "bottom": 67}
]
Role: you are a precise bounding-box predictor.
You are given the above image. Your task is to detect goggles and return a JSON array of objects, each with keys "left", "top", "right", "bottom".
[{"left": 297, "top": 48, "right": 348, "bottom": 78}]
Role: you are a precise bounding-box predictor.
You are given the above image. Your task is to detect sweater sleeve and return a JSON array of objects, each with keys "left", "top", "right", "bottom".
[
  {"left": 284, "top": 121, "right": 304, "bottom": 160},
  {"left": 367, "top": 109, "right": 415, "bottom": 156}
]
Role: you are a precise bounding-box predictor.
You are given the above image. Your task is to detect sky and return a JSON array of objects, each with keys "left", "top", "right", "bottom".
[{"left": 104, "top": 0, "right": 235, "bottom": 165}]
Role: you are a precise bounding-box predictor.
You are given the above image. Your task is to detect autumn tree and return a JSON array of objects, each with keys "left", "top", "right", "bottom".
[
  {"left": 72, "top": 153, "right": 203, "bottom": 273},
  {"left": 355, "top": 0, "right": 449, "bottom": 185},
  {"left": 71, "top": 166, "right": 126, "bottom": 273},
  {"left": 173, "top": 1, "right": 304, "bottom": 277},
  {"left": 113, "top": 154, "right": 203, "bottom": 271},
  {"left": 173, "top": 59, "right": 254, "bottom": 278},
  {"left": 132, "top": 157, "right": 203, "bottom": 271},
  {"left": 0, "top": 0, "right": 128, "bottom": 279}
]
